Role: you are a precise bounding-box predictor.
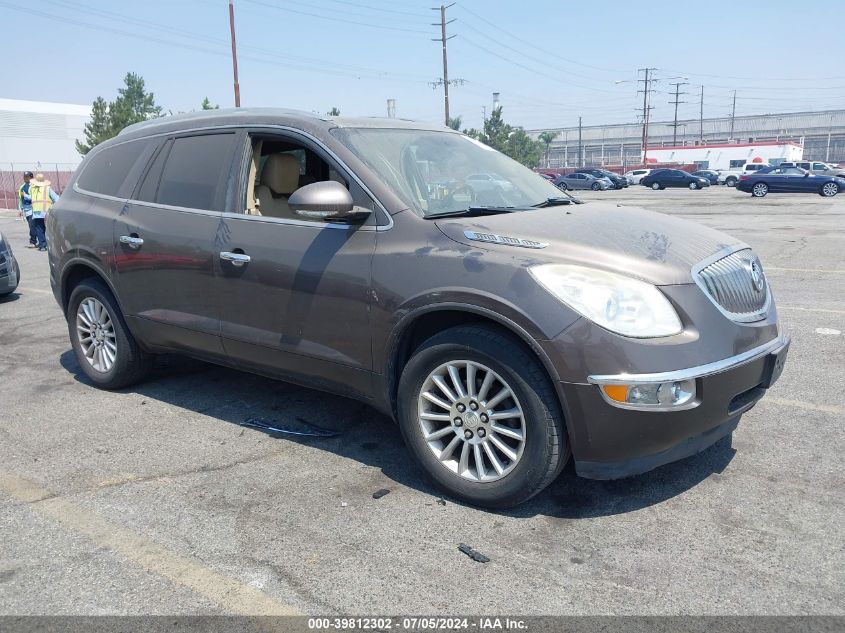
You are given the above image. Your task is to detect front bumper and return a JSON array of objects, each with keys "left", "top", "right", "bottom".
[{"left": 561, "top": 334, "right": 790, "bottom": 479}]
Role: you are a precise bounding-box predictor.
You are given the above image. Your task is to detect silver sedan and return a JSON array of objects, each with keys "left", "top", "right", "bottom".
[{"left": 554, "top": 172, "right": 613, "bottom": 191}]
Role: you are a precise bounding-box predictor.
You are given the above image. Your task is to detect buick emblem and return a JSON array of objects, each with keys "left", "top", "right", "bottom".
[{"left": 750, "top": 259, "right": 765, "bottom": 292}]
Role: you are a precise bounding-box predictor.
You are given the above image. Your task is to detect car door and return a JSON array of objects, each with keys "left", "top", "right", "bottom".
[
  {"left": 112, "top": 131, "right": 238, "bottom": 358},
  {"left": 212, "top": 129, "right": 379, "bottom": 400}
]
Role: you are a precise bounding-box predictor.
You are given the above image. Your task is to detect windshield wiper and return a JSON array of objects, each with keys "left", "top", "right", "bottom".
[
  {"left": 533, "top": 195, "right": 583, "bottom": 207},
  {"left": 425, "top": 206, "right": 532, "bottom": 219}
]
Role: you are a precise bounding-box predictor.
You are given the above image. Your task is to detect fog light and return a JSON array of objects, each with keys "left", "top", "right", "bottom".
[{"left": 601, "top": 380, "right": 695, "bottom": 409}]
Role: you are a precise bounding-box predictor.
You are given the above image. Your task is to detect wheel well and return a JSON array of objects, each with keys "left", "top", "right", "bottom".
[
  {"left": 388, "top": 309, "right": 562, "bottom": 420},
  {"left": 61, "top": 263, "right": 104, "bottom": 314}
]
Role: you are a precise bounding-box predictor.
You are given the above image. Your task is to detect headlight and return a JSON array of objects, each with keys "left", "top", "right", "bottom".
[{"left": 529, "top": 264, "right": 683, "bottom": 338}]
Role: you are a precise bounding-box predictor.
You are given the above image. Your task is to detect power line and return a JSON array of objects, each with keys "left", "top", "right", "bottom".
[{"left": 243, "top": 0, "right": 432, "bottom": 34}]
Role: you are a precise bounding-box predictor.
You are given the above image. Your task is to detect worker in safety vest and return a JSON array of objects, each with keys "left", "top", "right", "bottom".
[
  {"left": 17, "top": 171, "right": 37, "bottom": 248},
  {"left": 29, "top": 173, "right": 59, "bottom": 252}
]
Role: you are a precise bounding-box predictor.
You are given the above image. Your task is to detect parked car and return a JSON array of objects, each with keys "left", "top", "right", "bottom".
[
  {"left": 49, "top": 109, "right": 789, "bottom": 508},
  {"left": 623, "top": 168, "right": 652, "bottom": 185},
  {"left": 0, "top": 232, "right": 20, "bottom": 297},
  {"left": 575, "top": 168, "right": 628, "bottom": 189},
  {"left": 691, "top": 169, "right": 719, "bottom": 185},
  {"left": 641, "top": 169, "right": 710, "bottom": 190},
  {"left": 718, "top": 163, "right": 768, "bottom": 187},
  {"left": 466, "top": 172, "right": 514, "bottom": 194},
  {"left": 778, "top": 161, "right": 845, "bottom": 178},
  {"left": 737, "top": 166, "right": 844, "bottom": 197},
  {"left": 555, "top": 172, "right": 612, "bottom": 191},
  {"left": 537, "top": 172, "right": 555, "bottom": 181}
]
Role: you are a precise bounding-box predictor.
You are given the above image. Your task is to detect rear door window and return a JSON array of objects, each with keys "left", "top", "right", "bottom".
[
  {"left": 77, "top": 138, "right": 155, "bottom": 198},
  {"left": 136, "top": 133, "right": 237, "bottom": 211}
]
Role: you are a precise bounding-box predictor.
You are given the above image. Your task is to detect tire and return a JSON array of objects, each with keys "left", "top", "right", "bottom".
[
  {"left": 557, "top": 182, "right": 568, "bottom": 191},
  {"left": 591, "top": 182, "right": 601, "bottom": 191},
  {"left": 751, "top": 182, "right": 768, "bottom": 198},
  {"left": 397, "top": 324, "right": 568, "bottom": 509},
  {"left": 651, "top": 182, "right": 661, "bottom": 190},
  {"left": 725, "top": 177, "right": 737, "bottom": 187},
  {"left": 689, "top": 182, "right": 698, "bottom": 190},
  {"left": 820, "top": 182, "right": 839, "bottom": 197},
  {"left": 67, "top": 278, "right": 153, "bottom": 389}
]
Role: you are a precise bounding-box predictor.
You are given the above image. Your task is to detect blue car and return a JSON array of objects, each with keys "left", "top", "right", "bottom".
[{"left": 737, "top": 166, "right": 844, "bottom": 198}]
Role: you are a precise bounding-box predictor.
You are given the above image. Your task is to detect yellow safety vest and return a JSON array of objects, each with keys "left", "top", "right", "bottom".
[{"left": 30, "top": 183, "right": 54, "bottom": 214}]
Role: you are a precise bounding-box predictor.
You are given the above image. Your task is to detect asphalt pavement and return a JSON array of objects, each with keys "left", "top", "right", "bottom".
[{"left": 0, "top": 185, "right": 842, "bottom": 616}]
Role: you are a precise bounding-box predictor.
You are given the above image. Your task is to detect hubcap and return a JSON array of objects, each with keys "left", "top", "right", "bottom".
[
  {"left": 823, "top": 183, "right": 837, "bottom": 196},
  {"left": 753, "top": 184, "right": 767, "bottom": 196},
  {"left": 418, "top": 360, "right": 526, "bottom": 482},
  {"left": 76, "top": 297, "right": 117, "bottom": 373}
]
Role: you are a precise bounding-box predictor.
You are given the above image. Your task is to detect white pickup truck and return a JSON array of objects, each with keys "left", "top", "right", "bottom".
[{"left": 716, "top": 163, "right": 768, "bottom": 187}]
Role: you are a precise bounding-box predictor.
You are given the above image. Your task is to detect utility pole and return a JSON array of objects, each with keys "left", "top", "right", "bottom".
[
  {"left": 699, "top": 85, "right": 704, "bottom": 144},
  {"left": 578, "top": 116, "right": 583, "bottom": 167},
  {"left": 431, "top": 4, "right": 460, "bottom": 126},
  {"left": 729, "top": 90, "right": 737, "bottom": 140},
  {"left": 668, "top": 81, "right": 688, "bottom": 146},
  {"left": 228, "top": 0, "right": 241, "bottom": 107},
  {"left": 481, "top": 105, "right": 486, "bottom": 125},
  {"left": 387, "top": 99, "right": 396, "bottom": 118},
  {"left": 637, "top": 68, "right": 657, "bottom": 165}
]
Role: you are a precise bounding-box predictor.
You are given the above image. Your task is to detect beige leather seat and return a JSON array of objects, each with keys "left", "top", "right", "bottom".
[{"left": 256, "top": 154, "right": 300, "bottom": 218}]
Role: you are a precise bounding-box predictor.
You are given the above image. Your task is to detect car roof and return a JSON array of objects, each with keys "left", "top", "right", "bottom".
[{"left": 117, "top": 107, "right": 453, "bottom": 140}]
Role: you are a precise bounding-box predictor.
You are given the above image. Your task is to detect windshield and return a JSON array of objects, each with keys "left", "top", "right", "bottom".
[{"left": 331, "top": 127, "right": 564, "bottom": 216}]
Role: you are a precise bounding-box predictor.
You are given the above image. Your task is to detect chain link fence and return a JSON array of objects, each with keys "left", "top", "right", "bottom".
[{"left": 0, "top": 163, "right": 77, "bottom": 210}]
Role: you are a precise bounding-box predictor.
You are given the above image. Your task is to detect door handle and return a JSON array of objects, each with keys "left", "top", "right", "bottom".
[
  {"left": 220, "top": 251, "right": 251, "bottom": 267},
  {"left": 119, "top": 235, "right": 144, "bottom": 249}
]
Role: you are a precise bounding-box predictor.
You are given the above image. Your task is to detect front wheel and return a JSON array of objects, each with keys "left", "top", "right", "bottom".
[
  {"left": 67, "top": 278, "right": 153, "bottom": 389},
  {"left": 591, "top": 182, "right": 601, "bottom": 191},
  {"left": 651, "top": 182, "right": 661, "bottom": 190},
  {"left": 821, "top": 182, "right": 839, "bottom": 197},
  {"left": 752, "top": 182, "right": 769, "bottom": 197},
  {"left": 689, "top": 182, "right": 698, "bottom": 190},
  {"left": 397, "top": 325, "right": 568, "bottom": 509},
  {"left": 557, "top": 182, "right": 568, "bottom": 191}
]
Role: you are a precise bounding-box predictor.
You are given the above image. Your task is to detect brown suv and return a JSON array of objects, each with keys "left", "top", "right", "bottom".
[{"left": 48, "top": 109, "right": 789, "bottom": 508}]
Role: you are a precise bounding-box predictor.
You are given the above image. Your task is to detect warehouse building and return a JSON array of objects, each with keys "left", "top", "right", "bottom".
[
  {"left": 0, "top": 97, "right": 90, "bottom": 208},
  {"left": 529, "top": 109, "right": 845, "bottom": 169}
]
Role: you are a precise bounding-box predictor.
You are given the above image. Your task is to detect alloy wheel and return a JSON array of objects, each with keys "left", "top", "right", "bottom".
[
  {"left": 752, "top": 183, "right": 768, "bottom": 197},
  {"left": 417, "top": 360, "right": 526, "bottom": 482},
  {"left": 822, "top": 182, "right": 838, "bottom": 197},
  {"left": 76, "top": 297, "right": 117, "bottom": 373}
]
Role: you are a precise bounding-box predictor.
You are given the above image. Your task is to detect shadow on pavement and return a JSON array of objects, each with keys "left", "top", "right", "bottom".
[
  {"left": 60, "top": 350, "right": 735, "bottom": 519},
  {"left": 0, "top": 291, "right": 20, "bottom": 303}
]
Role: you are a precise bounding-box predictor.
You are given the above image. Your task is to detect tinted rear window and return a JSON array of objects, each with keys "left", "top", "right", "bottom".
[
  {"left": 77, "top": 138, "right": 154, "bottom": 197},
  {"left": 151, "top": 133, "right": 236, "bottom": 211}
]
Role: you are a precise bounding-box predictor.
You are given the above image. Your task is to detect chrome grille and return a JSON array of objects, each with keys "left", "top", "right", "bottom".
[{"left": 694, "top": 248, "right": 769, "bottom": 322}]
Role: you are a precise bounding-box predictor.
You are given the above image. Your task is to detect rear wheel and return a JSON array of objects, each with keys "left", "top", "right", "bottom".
[
  {"left": 67, "top": 278, "right": 153, "bottom": 389},
  {"left": 651, "top": 182, "right": 661, "bottom": 190},
  {"left": 752, "top": 182, "right": 769, "bottom": 197},
  {"left": 397, "top": 325, "right": 568, "bottom": 508},
  {"left": 591, "top": 182, "right": 601, "bottom": 191},
  {"left": 725, "top": 176, "right": 738, "bottom": 187},
  {"left": 821, "top": 182, "right": 839, "bottom": 197}
]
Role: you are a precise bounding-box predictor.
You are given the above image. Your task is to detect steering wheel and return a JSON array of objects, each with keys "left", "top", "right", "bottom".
[{"left": 441, "top": 184, "right": 477, "bottom": 208}]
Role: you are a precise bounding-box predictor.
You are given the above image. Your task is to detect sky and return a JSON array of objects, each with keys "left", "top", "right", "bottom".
[{"left": 2, "top": 0, "right": 844, "bottom": 131}]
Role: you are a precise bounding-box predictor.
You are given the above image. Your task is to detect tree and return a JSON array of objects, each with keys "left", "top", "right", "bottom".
[
  {"left": 447, "top": 115, "right": 462, "bottom": 131},
  {"left": 463, "top": 107, "right": 544, "bottom": 168},
  {"left": 201, "top": 97, "right": 219, "bottom": 110},
  {"left": 538, "top": 130, "right": 559, "bottom": 167},
  {"left": 327, "top": 106, "right": 341, "bottom": 116},
  {"left": 76, "top": 72, "right": 162, "bottom": 154},
  {"left": 75, "top": 97, "right": 111, "bottom": 155}
]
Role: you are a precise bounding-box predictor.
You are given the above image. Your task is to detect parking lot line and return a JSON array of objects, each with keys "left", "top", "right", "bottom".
[
  {"left": 0, "top": 471, "right": 302, "bottom": 616},
  {"left": 763, "top": 398, "right": 844, "bottom": 416},
  {"left": 14, "top": 286, "right": 53, "bottom": 295}
]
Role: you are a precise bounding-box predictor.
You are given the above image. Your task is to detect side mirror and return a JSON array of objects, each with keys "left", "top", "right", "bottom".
[{"left": 289, "top": 181, "right": 370, "bottom": 222}]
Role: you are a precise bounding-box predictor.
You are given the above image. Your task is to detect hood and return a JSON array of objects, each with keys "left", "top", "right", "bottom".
[{"left": 434, "top": 203, "right": 744, "bottom": 285}]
